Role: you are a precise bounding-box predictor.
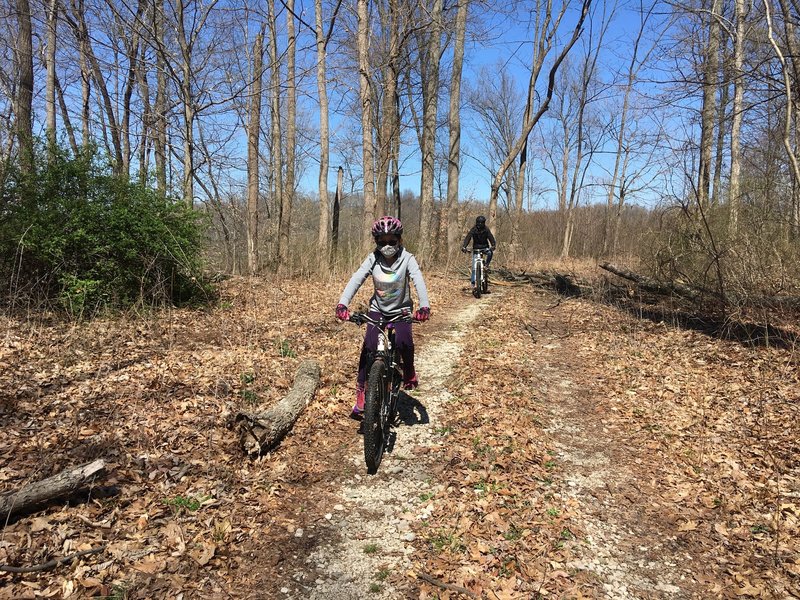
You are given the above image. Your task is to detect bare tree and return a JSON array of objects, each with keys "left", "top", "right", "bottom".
[
  {"left": 764, "top": 0, "right": 800, "bottom": 237},
  {"left": 315, "top": 0, "right": 341, "bottom": 267},
  {"left": 416, "top": 0, "right": 443, "bottom": 263},
  {"left": 445, "top": 0, "right": 468, "bottom": 259},
  {"left": 268, "top": 0, "right": 284, "bottom": 266},
  {"left": 487, "top": 0, "right": 592, "bottom": 229},
  {"left": 279, "top": 0, "right": 297, "bottom": 273},
  {"left": 45, "top": 0, "right": 58, "bottom": 150},
  {"left": 15, "top": 0, "right": 34, "bottom": 171},
  {"left": 358, "top": 0, "right": 377, "bottom": 247},
  {"left": 602, "top": 0, "right": 659, "bottom": 256},
  {"left": 247, "top": 26, "right": 265, "bottom": 275},
  {"left": 727, "top": 0, "right": 749, "bottom": 234},
  {"left": 697, "top": 0, "right": 720, "bottom": 209},
  {"left": 64, "top": 0, "right": 125, "bottom": 173}
]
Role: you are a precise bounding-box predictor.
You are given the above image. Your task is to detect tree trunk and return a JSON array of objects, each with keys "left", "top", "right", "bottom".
[
  {"left": 269, "top": 0, "right": 284, "bottom": 268},
  {"left": 417, "top": 0, "right": 443, "bottom": 264},
  {"left": 279, "top": 0, "right": 297, "bottom": 274},
  {"left": 315, "top": 0, "right": 332, "bottom": 267},
  {"left": 358, "top": 0, "right": 376, "bottom": 250},
  {"left": 45, "top": 0, "right": 58, "bottom": 151},
  {"left": 236, "top": 361, "right": 321, "bottom": 455},
  {"left": 697, "top": 0, "right": 720, "bottom": 210},
  {"left": 332, "top": 166, "right": 343, "bottom": 262},
  {"left": 154, "top": 0, "right": 167, "bottom": 195},
  {"left": 777, "top": 0, "right": 800, "bottom": 237},
  {"left": 177, "top": 0, "right": 195, "bottom": 206},
  {"left": 764, "top": 0, "right": 800, "bottom": 239},
  {"left": 729, "top": 0, "right": 748, "bottom": 234},
  {"left": 15, "top": 0, "right": 34, "bottom": 171},
  {"left": 712, "top": 71, "right": 729, "bottom": 207},
  {"left": 247, "top": 28, "right": 265, "bottom": 275},
  {"left": 446, "top": 0, "right": 468, "bottom": 259},
  {"left": 0, "top": 460, "right": 106, "bottom": 518}
]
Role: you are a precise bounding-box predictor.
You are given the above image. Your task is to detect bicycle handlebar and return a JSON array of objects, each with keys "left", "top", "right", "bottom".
[{"left": 348, "top": 312, "right": 419, "bottom": 326}]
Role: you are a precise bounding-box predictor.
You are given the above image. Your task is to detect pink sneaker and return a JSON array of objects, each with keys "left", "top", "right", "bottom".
[
  {"left": 351, "top": 386, "right": 365, "bottom": 419},
  {"left": 403, "top": 374, "right": 418, "bottom": 390}
]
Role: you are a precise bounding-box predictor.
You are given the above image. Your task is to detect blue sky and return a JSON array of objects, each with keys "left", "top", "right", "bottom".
[{"left": 297, "top": 0, "right": 675, "bottom": 210}]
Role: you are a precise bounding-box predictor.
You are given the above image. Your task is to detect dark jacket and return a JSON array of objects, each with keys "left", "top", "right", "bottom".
[{"left": 462, "top": 226, "right": 496, "bottom": 250}]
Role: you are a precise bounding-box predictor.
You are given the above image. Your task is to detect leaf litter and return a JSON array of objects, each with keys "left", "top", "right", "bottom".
[{"left": 0, "top": 273, "right": 797, "bottom": 598}]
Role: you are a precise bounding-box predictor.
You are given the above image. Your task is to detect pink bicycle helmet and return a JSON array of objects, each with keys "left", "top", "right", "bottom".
[{"left": 371, "top": 215, "right": 403, "bottom": 238}]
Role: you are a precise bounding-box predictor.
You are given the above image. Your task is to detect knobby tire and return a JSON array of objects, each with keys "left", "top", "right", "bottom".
[
  {"left": 474, "top": 262, "right": 483, "bottom": 298},
  {"left": 363, "top": 360, "right": 387, "bottom": 474}
]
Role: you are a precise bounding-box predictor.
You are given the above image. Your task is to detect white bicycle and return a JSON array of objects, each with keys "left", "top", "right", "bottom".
[{"left": 466, "top": 247, "right": 490, "bottom": 298}]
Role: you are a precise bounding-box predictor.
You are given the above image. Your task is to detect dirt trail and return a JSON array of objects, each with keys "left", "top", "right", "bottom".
[
  {"left": 542, "top": 373, "right": 694, "bottom": 598},
  {"left": 272, "top": 286, "right": 707, "bottom": 599},
  {"left": 283, "top": 296, "right": 491, "bottom": 598}
]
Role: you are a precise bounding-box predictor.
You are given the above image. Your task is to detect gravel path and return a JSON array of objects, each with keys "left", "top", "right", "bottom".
[{"left": 290, "top": 297, "right": 492, "bottom": 599}]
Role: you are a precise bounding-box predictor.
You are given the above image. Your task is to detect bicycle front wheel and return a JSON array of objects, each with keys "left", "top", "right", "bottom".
[
  {"left": 473, "top": 261, "right": 483, "bottom": 298},
  {"left": 363, "top": 360, "right": 388, "bottom": 474}
]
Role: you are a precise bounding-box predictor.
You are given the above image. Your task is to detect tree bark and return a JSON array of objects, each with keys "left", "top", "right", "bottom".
[
  {"left": 417, "top": 0, "right": 443, "bottom": 264},
  {"left": 697, "top": 0, "right": 720, "bottom": 210},
  {"left": 358, "top": 0, "right": 377, "bottom": 250},
  {"left": 0, "top": 460, "right": 106, "bottom": 518},
  {"left": 315, "top": 0, "right": 335, "bottom": 267},
  {"left": 45, "top": 0, "right": 58, "bottom": 151},
  {"left": 764, "top": 0, "right": 800, "bottom": 239},
  {"left": 279, "top": 0, "right": 297, "bottom": 275},
  {"left": 236, "top": 361, "right": 321, "bottom": 455},
  {"left": 446, "top": 0, "right": 468, "bottom": 259},
  {"left": 599, "top": 262, "right": 702, "bottom": 300},
  {"left": 247, "top": 27, "right": 265, "bottom": 276},
  {"left": 15, "top": 0, "right": 34, "bottom": 171},
  {"left": 154, "top": 0, "right": 168, "bottom": 195},
  {"left": 332, "top": 166, "right": 343, "bottom": 261},
  {"left": 728, "top": 0, "right": 748, "bottom": 234},
  {"left": 268, "top": 0, "right": 284, "bottom": 268}
]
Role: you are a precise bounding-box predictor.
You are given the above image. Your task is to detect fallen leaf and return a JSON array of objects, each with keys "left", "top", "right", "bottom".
[
  {"left": 677, "top": 520, "right": 697, "bottom": 532},
  {"left": 190, "top": 541, "right": 216, "bottom": 566}
]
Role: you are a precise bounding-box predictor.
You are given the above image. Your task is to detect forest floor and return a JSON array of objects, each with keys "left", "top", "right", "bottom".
[{"left": 0, "top": 268, "right": 798, "bottom": 599}]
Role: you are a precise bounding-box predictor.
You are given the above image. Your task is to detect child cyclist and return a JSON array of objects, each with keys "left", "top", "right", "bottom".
[{"left": 335, "top": 216, "right": 431, "bottom": 419}]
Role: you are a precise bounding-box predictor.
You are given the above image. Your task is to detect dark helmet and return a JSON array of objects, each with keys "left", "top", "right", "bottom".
[{"left": 476, "top": 215, "right": 486, "bottom": 228}]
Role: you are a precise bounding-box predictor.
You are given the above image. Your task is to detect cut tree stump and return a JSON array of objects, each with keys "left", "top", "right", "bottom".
[
  {"left": 0, "top": 459, "right": 106, "bottom": 518},
  {"left": 236, "top": 359, "right": 321, "bottom": 455}
]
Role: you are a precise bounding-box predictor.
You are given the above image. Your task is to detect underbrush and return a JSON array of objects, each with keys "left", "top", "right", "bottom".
[{"left": 0, "top": 145, "right": 212, "bottom": 318}]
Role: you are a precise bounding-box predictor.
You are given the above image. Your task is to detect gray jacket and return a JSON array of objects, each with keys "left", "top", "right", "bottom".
[{"left": 338, "top": 248, "right": 430, "bottom": 316}]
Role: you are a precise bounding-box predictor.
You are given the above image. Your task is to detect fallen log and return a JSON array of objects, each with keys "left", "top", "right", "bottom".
[
  {"left": 599, "top": 262, "right": 703, "bottom": 300},
  {"left": 0, "top": 459, "right": 106, "bottom": 518},
  {"left": 236, "top": 360, "right": 321, "bottom": 455}
]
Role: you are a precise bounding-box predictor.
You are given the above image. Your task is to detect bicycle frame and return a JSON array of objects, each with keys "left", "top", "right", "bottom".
[
  {"left": 468, "top": 248, "right": 490, "bottom": 297},
  {"left": 349, "top": 312, "right": 414, "bottom": 473}
]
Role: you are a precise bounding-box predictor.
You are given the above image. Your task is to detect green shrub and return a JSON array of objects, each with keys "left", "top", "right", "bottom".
[{"left": 0, "top": 145, "right": 213, "bottom": 314}]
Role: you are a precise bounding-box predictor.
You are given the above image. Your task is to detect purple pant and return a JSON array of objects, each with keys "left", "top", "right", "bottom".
[{"left": 357, "top": 311, "right": 415, "bottom": 387}]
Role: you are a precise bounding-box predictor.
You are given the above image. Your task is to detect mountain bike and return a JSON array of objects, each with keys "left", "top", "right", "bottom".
[
  {"left": 348, "top": 312, "right": 417, "bottom": 474},
  {"left": 468, "top": 248, "right": 490, "bottom": 298}
]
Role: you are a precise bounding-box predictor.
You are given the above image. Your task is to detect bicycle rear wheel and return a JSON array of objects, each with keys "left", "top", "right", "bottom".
[
  {"left": 473, "top": 261, "right": 483, "bottom": 298},
  {"left": 363, "top": 360, "right": 388, "bottom": 474}
]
